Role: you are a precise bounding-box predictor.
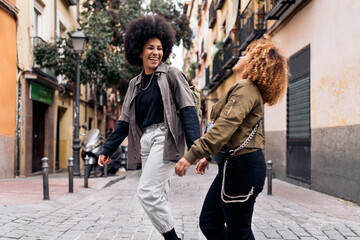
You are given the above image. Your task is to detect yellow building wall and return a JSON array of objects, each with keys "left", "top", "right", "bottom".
[{"left": 53, "top": 84, "right": 104, "bottom": 171}]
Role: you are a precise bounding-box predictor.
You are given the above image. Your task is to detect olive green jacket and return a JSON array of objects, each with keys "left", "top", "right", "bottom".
[{"left": 184, "top": 79, "right": 265, "bottom": 164}]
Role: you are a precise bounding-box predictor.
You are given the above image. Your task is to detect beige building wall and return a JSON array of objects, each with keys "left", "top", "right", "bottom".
[
  {"left": 265, "top": 0, "right": 360, "bottom": 204},
  {"left": 267, "top": 0, "right": 360, "bottom": 129}
]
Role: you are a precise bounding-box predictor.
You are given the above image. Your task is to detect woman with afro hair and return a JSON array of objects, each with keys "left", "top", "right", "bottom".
[
  {"left": 98, "top": 15, "right": 200, "bottom": 240},
  {"left": 175, "top": 36, "right": 288, "bottom": 239}
]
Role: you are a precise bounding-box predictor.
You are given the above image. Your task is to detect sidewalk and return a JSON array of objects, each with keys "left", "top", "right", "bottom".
[
  {"left": 0, "top": 170, "right": 127, "bottom": 206},
  {"left": 1, "top": 168, "right": 358, "bottom": 221},
  {"left": 0, "top": 165, "right": 359, "bottom": 239},
  {"left": 265, "top": 179, "right": 360, "bottom": 223}
]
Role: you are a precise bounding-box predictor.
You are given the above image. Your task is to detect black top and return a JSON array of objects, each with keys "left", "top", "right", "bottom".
[
  {"left": 101, "top": 106, "right": 200, "bottom": 157},
  {"left": 135, "top": 73, "right": 164, "bottom": 129},
  {"left": 100, "top": 71, "right": 201, "bottom": 158}
]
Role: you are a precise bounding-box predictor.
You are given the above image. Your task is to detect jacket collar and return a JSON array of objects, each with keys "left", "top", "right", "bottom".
[{"left": 135, "top": 62, "right": 168, "bottom": 86}]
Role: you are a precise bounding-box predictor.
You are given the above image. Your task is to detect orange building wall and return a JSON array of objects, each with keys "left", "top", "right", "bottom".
[{"left": 0, "top": 8, "right": 17, "bottom": 137}]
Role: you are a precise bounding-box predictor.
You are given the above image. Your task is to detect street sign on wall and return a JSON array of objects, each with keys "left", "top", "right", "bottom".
[{"left": 30, "top": 82, "right": 53, "bottom": 104}]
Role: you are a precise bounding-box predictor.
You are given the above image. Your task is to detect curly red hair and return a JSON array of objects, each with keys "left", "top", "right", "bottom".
[{"left": 243, "top": 36, "right": 288, "bottom": 106}]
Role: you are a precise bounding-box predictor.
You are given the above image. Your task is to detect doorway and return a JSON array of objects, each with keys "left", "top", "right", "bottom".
[
  {"left": 56, "top": 107, "right": 66, "bottom": 170},
  {"left": 286, "top": 46, "right": 311, "bottom": 183},
  {"left": 32, "top": 101, "right": 48, "bottom": 173}
]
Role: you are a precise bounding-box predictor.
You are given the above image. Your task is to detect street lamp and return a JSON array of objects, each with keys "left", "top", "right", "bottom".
[
  {"left": 202, "top": 85, "right": 218, "bottom": 102},
  {"left": 71, "top": 28, "right": 87, "bottom": 176},
  {"left": 202, "top": 86, "right": 209, "bottom": 97}
]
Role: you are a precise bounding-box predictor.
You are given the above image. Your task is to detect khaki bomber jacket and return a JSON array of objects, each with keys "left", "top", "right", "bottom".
[
  {"left": 184, "top": 79, "right": 265, "bottom": 164},
  {"left": 119, "top": 62, "right": 195, "bottom": 169}
]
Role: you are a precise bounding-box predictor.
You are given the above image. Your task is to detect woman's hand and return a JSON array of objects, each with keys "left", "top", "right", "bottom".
[
  {"left": 194, "top": 158, "right": 209, "bottom": 175},
  {"left": 175, "top": 157, "right": 191, "bottom": 177},
  {"left": 98, "top": 155, "right": 111, "bottom": 167}
]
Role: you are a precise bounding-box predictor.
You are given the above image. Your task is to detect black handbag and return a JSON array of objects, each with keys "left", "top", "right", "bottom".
[{"left": 204, "top": 120, "right": 260, "bottom": 163}]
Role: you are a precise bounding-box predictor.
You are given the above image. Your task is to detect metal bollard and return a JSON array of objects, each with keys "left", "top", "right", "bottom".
[
  {"left": 104, "top": 164, "right": 108, "bottom": 177},
  {"left": 267, "top": 160, "right": 273, "bottom": 195},
  {"left": 84, "top": 155, "right": 89, "bottom": 188},
  {"left": 68, "top": 157, "right": 74, "bottom": 193},
  {"left": 41, "top": 157, "right": 50, "bottom": 200}
]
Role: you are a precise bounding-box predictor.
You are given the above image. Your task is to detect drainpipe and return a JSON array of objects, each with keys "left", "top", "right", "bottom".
[
  {"left": 54, "top": 0, "right": 57, "bottom": 41},
  {"left": 77, "top": 0, "right": 80, "bottom": 20},
  {"left": 15, "top": 71, "right": 24, "bottom": 176},
  {"left": 16, "top": 11, "right": 25, "bottom": 176},
  {"left": 85, "top": 83, "right": 87, "bottom": 129}
]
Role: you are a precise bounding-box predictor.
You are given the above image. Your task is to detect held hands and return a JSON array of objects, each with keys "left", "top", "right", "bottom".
[
  {"left": 175, "top": 157, "right": 209, "bottom": 177},
  {"left": 98, "top": 155, "right": 111, "bottom": 167},
  {"left": 194, "top": 158, "right": 209, "bottom": 175},
  {"left": 174, "top": 157, "right": 191, "bottom": 177}
]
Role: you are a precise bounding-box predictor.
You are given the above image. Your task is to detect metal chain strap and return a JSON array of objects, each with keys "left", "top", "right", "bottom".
[
  {"left": 220, "top": 120, "right": 261, "bottom": 203},
  {"left": 221, "top": 159, "right": 254, "bottom": 203},
  {"left": 228, "top": 123, "right": 259, "bottom": 156}
]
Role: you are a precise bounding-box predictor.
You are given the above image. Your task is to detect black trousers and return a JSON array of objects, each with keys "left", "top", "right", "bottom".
[{"left": 199, "top": 150, "right": 266, "bottom": 240}]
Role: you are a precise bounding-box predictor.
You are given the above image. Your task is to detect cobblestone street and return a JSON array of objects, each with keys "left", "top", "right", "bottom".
[{"left": 0, "top": 164, "right": 359, "bottom": 240}]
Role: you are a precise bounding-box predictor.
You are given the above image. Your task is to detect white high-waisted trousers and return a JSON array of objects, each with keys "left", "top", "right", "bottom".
[{"left": 137, "top": 122, "right": 176, "bottom": 233}]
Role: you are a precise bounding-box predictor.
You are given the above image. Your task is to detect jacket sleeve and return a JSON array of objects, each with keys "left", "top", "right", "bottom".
[
  {"left": 119, "top": 77, "right": 137, "bottom": 122},
  {"left": 167, "top": 67, "right": 195, "bottom": 110},
  {"left": 100, "top": 120, "right": 129, "bottom": 157},
  {"left": 184, "top": 84, "right": 259, "bottom": 164},
  {"left": 180, "top": 106, "right": 201, "bottom": 150}
]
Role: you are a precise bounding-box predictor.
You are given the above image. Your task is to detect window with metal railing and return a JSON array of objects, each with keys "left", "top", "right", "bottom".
[
  {"left": 209, "top": 1, "right": 216, "bottom": 29},
  {"left": 211, "top": 50, "right": 223, "bottom": 82},
  {"left": 222, "top": 40, "right": 240, "bottom": 69},
  {"left": 216, "top": 0, "right": 225, "bottom": 10},
  {"left": 239, "top": 0, "right": 267, "bottom": 52},
  {"left": 265, "top": 0, "right": 296, "bottom": 20}
]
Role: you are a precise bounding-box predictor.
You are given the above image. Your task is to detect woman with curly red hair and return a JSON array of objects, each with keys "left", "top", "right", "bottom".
[{"left": 175, "top": 36, "right": 288, "bottom": 239}]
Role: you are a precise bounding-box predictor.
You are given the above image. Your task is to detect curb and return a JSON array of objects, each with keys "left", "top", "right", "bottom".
[{"left": 102, "top": 175, "right": 126, "bottom": 188}]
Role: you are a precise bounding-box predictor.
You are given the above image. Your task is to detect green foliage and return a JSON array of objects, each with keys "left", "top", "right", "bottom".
[
  {"left": 147, "top": 0, "right": 193, "bottom": 49},
  {"left": 215, "top": 41, "right": 224, "bottom": 50},
  {"left": 187, "top": 62, "right": 196, "bottom": 80},
  {"left": 33, "top": 0, "right": 192, "bottom": 100}
]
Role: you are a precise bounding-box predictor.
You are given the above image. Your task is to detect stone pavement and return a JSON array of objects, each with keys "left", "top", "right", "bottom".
[{"left": 0, "top": 164, "right": 359, "bottom": 240}]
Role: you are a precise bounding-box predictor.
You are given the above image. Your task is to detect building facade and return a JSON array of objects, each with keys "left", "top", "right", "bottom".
[
  {"left": 185, "top": 0, "right": 360, "bottom": 204},
  {"left": 264, "top": 0, "right": 360, "bottom": 205},
  {"left": 0, "top": 0, "right": 18, "bottom": 178},
  {"left": 15, "top": 0, "right": 104, "bottom": 177}
]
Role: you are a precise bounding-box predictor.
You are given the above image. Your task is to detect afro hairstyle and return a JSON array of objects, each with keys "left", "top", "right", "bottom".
[{"left": 124, "top": 15, "right": 176, "bottom": 66}]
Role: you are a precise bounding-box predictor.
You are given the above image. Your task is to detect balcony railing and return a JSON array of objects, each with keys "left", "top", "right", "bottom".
[
  {"left": 239, "top": 0, "right": 267, "bottom": 52},
  {"left": 265, "top": 0, "right": 295, "bottom": 20},
  {"left": 209, "top": 1, "right": 216, "bottom": 29},
  {"left": 205, "top": 67, "right": 210, "bottom": 86},
  {"left": 32, "top": 36, "right": 48, "bottom": 71},
  {"left": 197, "top": 54, "right": 201, "bottom": 69},
  {"left": 211, "top": 50, "right": 224, "bottom": 82},
  {"left": 222, "top": 43, "right": 240, "bottom": 70},
  {"left": 215, "top": 0, "right": 225, "bottom": 10},
  {"left": 33, "top": 36, "right": 45, "bottom": 47},
  {"left": 201, "top": 0, "right": 207, "bottom": 10},
  {"left": 65, "top": 0, "right": 76, "bottom": 5},
  {"left": 201, "top": 40, "right": 207, "bottom": 59}
]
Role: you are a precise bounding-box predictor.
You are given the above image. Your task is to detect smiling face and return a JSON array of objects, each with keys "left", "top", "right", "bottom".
[{"left": 140, "top": 38, "right": 163, "bottom": 74}]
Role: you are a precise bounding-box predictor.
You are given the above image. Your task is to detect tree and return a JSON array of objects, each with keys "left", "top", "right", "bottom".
[
  {"left": 148, "top": 0, "right": 192, "bottom": 49},
  {"left": 34, "top": 0, "right": 193, "bottom": 126}
]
